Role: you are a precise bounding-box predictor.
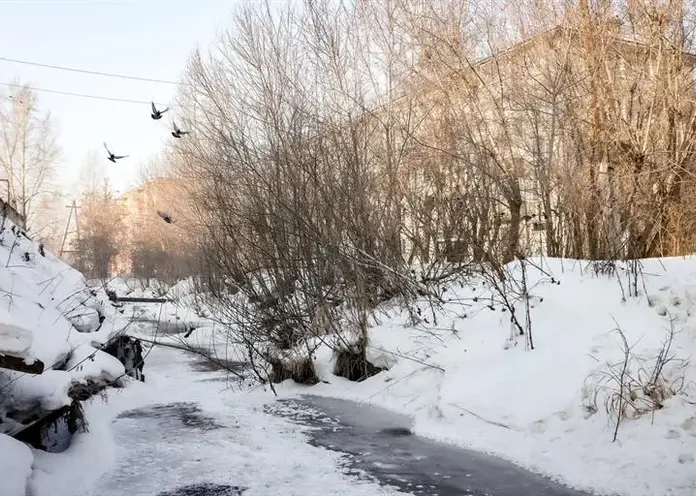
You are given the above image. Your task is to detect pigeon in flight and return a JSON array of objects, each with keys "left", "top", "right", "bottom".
[
  {"left": 151, "top": 102, "right": 169, "bottom": 120},
  {"left": 171, "top": 121, "right": 190, "bottom": 139},
  {"left": 103, "top": 143, "right": 128, "bottom": 163},
  {"left": 157, "top": 210, "right": 174, "bottom": 224}
]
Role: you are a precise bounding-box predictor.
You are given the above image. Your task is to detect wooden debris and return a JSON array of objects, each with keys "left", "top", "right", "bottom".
[{"left": 0, "top": 353, "right": 44, "bottom": 374}]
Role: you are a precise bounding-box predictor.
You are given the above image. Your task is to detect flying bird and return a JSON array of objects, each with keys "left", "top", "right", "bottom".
[
  {"left": 151, "top": 102, "right": 168, "bottom": 120},
  {"left": 171, "top": 121, "right": 190, "bottom": 139},
  {"left": 103, "top": 143, "right": 128, "bottom": 163},
  {"left": 156, "top": 210, "right": 174, "bottom": 224}
]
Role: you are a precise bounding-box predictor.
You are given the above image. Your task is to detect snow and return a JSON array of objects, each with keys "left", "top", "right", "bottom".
[
  {"left": 2, "top": 348, "right": 125, "bottom": 416},
  {"left": 65, "top": 344, "right": 126, "bottom": 383},
  {"left": 0, "top": 226, "right": 121, "bottom": 367},
  {"left": 93, "top": 276, "right": 169, "bottom": 300},
  {"left": 28, "top": 345, "right": 403, "bottom": 496},
  {"left": 272, "top": 257, "right": 696, "bottom": 496},
  {"left": 157, "top": 324, "right": 247, "bottom": 361},
  {"left": 4, "top": 211, "right": 696, "bottom": 496},
  {"left": 0, "top": 217, "right": 127, "bottom": 489},
  {"left": 0, "top": 433, "right": 33, "bottom": 496},
  {"left": 0, "top": 311, "right": 33, "bottom": 358}
]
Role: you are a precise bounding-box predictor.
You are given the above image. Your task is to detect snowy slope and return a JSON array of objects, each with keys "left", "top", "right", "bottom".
[
  {"left": 95, "top": 278, "right": 250, "bottom": 369},
  {"left": 0, "top": 228, "right": 121, "bottom": 367},
  {"left": 0, "top": 219, "right": 128, "bottom": 495},
  {"left": 275, "top": 257, "right": 696, "bottom": 496}
]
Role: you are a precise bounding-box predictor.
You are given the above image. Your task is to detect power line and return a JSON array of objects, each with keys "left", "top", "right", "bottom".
[
  {"left": 0, "top": 56, "right": 185, "bottom": 86},
  {"left": 0, "top": 81, "right": 173, "bottom": 107}
]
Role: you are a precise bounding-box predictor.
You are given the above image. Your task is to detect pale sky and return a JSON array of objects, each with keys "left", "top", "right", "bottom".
[{"left": 0, "top": 0, "right": 244, "bottom": 198}]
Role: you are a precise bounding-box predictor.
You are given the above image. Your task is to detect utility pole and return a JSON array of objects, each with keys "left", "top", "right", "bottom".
[{"left": 59, "top": 200, "right": 80, "bottom": 258}]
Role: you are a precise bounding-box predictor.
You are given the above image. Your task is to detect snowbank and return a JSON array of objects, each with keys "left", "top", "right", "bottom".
[
  {"left": 0, "top": 433, "right": 33, "bottom": 496},
  {"left": 277, "top": 257, "right": 696, "bottom": 496},
  {"left": 66, "top": 344, "right": 127, "bottom": 383},
  {"left": 0, "top": 227, "right": 121, "bottom": 367},
  {"left": 0, "top": 217, "right": 128, "bottom": 494},
  {"left": 0, "top": 311, "right": 33, "bottom": 358},
  {"left": 108, "top": 277, "right": 232, "bottom": 350},
  {"left": 2, "top": 348, "right": 126, "bottom": 425}
]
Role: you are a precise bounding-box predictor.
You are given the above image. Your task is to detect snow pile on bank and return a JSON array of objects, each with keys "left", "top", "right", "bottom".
[
  {"left": 0, "top": 218, "right": 127, "bottom": 495},
  {"left": 278, "top": 257, "right": 696, "bottom": 496},
  {"left": 100, "top": 276, "right": 216, "bottom": 328},
  {"left": 92, "top": 277, "right": 169, "bottom": 299},
  {"left": 141, "top": 298, "right": 246, "bottom": 365},
  {"left": 87, "top": 277, "right": 208, "bottom": 349},
  {"left": 0, "top": 236, "right": 119, "bottom": 368},
  {"left": 164, "top": 277, "right": 223, "bottom": 323},
  {"left": 0, "top": 433, "right": 33, "bottom": 496}
]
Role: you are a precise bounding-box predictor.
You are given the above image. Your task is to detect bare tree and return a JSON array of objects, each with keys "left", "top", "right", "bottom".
[
  {"left": 163, "top": 0, "right": 437, "bottom": 384},
  {"left": 72, "top": 178, "right": 124, "bottom": 279},
  {"left": 160, "top": 0, "right": 696, "bottom": 385},
  {"left": 0, "top": 84, "right": 60, "bottom": 229}
]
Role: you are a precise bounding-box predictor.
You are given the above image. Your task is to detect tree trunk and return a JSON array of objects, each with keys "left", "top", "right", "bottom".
[{"left": 504, "top": 194, "right": 522, "bottom": 263}]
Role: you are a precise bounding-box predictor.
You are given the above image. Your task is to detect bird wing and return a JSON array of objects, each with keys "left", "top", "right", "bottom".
[
  {"left": 151, "top": 101, "right": 158, "bottom": 114},
  {"left": 172, "top": 121, "right": 180, "bottom": 133},
  {"left": 157, "top": 210, "right": 174, "bottom": 222},
  {"left": 113, "top": 154, "right": 128, "bottom": 160},
  {"left": 161, "top": 107, "right": 169, "bottom": 114},
  {"left": 103, "top": 142, "right": 112, "bottom": 155}
]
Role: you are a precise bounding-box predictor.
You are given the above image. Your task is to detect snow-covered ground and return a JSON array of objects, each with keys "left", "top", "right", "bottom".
[
  {"left": 7, "top": 251, "right": 695, "bottom": 496},
  {"left": 94, "top": 277, "right": 220, "bottom": 341},
  {"left": 263, "top": 257, "right": 696, "bottom": 496},
  {"left": 0, "top": 219, "right": 127, "bottom": 494},
  {"left": 26, "top": 344, "right": 403, "bottom": 496}
]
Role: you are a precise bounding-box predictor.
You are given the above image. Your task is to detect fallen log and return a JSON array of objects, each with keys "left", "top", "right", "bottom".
[
  {"left": 11, "top": 379, "right": 111, "bottom": 450},
  {"left": 113, "top": 296, "right": 169, "bottom": 303},
  {"left": 0, "top": 353, "right": 44, "bottom": 374},
  {"left": 105, "top": 290, "right": 169, "bottom": 304}
]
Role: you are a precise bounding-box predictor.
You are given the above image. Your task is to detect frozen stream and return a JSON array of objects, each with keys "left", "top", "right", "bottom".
[
  {"left": 268, "top": 396, "right": 593, "bottom": 496},
  {"left": 33, "top": 341, "right": 593, "bottom": 496},
  {"left": 32, "top": 345, "right": 401, "bottom": 496}
]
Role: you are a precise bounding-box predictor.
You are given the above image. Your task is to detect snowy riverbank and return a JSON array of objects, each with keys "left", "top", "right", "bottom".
[
  {"left": 0, "top": 218, "right": 129, "bottom": 494},
  {"left": 97, "top": 257, "right": 696, "bottom": 496},
  {"left": 272, "top": 257, "right": 696, "bottom": 496}
]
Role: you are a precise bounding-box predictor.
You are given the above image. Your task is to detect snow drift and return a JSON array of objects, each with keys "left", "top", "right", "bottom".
[
  {"left": 274, "top": 257, "right": 696, "bottom": 496},
  {"left": 0, "top": 217, "right": 130, "bottom": 495}
]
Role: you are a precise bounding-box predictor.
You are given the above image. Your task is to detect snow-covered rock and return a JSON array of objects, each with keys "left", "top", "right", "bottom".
[
  {"left": 66, "top": 344, "right": 126, "bottom": 383},
  {"left": 0, "top": 311, "right": 33, "bottom": 359}
]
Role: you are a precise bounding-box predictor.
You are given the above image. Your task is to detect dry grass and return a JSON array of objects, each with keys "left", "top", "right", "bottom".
[
  {"left": 582, "top": 321, "right": 688, "bottom": 441},
  {"left": 66, "top": 400, "right": 88, "bottom": 435},
  {"left": 333, "top": 337, "right": 386, "bottom": 382},
  {"left": 267, "top": 356, "right": 319, "bottom": 385},
  {"left": 64, "top": 379, "right": 114, "bottom": 436},
  {"left": 584, "top": 358, "right": 686, "bottom": 418},
  {"left": 68, "top": 379, "right": 111, "bottom": 402}
]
